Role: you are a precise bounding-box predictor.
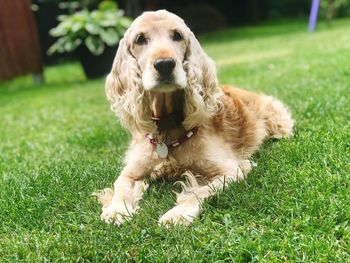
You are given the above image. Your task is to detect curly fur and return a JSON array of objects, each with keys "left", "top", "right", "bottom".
[
  {"left": 106, "top": 38, "right": 155, "bottom": 133},
  {"left": 97, "top": 10, "right": 294, "bottom": 226},
  {"left": 105, "top": 11, "right": 223, "bottom": 134}
]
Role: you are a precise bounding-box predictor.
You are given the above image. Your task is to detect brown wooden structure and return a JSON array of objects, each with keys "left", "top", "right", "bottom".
[{"left": 0, "top": 0, "right": 43, "bottom": 81}]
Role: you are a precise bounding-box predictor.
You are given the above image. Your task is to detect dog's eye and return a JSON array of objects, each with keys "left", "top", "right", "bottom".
[
  {"left": 173, "top": 31, "right": 183, "bottom": 41},
  {"left": 135, "top": 34, "right": 147, "bottom": 45}
]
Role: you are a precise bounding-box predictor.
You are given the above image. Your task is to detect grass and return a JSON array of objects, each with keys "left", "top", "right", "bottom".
[{"left": 1, "top": 18, "right": 350, "bottom": 262}]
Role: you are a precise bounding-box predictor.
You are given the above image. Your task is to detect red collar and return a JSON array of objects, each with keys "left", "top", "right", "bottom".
[{"left": 145, "top": 126, "right": 199, "bottom": 149}]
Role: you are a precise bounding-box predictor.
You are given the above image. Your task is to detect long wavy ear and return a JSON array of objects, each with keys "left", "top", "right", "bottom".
[
  {"left": 105, "top": 35, "right": 155, "bottom": 133},
  {"left": 105, "top": 37, "right": 129, "bottom": 105},
  {"left": 183, "top": 30, "right": 223, "bottom": 130}
]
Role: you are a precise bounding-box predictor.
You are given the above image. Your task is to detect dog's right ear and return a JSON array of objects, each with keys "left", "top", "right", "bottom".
[
  {"left": 105, "top": 37, "right": 129, "bottom": 107},
  {"left": 105, "top": 34, "right": 155, "bottom": 133}
]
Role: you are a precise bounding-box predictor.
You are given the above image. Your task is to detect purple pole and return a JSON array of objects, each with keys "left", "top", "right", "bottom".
[{"left": 308, "top": 0, "right": 320, "bottom": 32}]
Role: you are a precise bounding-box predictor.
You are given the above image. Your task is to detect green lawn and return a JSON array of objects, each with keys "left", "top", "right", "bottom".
[{"left": 1, "top": 18, "right": 350, "bottom": 262}]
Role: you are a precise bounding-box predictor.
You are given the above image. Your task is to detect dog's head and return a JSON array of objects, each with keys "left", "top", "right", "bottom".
[
  {"left": 106, "top": 10, "right": 222, "bottom": 133},
  {"left": 128, "top": 10, "right": 188, "bottom": 92}
]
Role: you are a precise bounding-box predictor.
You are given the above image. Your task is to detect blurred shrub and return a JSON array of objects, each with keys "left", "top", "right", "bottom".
[
  {"left": 265, "top": 0, "right": 350, "bottom": 21},
  {"left": 265, "top": 0, "right": 310, "bottom": 19},
  {"left": 33, "top": 0, "right": 100, "bottom": 10},
  {"left": 48, "top": 1, "right": 131, "bottom": 56},
  {"left": 320, "top": 0, "right": 350, "bottom": 20},
  {"left": 33, "top": 0, "right": 105, "bottom": 64},
  {"left": 176, "top": 4, "right": 226, "bottom": 34},
  {"left": 214, "top": 0, "right": 350, "bottom": 26}
]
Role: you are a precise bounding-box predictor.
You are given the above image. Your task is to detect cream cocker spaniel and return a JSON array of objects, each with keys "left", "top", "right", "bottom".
[{"left": 95, "top": 10, "right": 294, "bottom": 226}]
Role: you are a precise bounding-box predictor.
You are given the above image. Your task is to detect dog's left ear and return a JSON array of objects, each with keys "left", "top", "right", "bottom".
[
  {"left": 182, "top": 30, "right": 223, "bottom": 129},
  {"left": 185, "top": 32, "right": 219, "bottom": 93}
]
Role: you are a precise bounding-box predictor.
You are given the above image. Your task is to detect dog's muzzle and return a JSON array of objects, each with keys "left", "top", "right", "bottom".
[{"left": 143, "top": 57, "right": 186, "bottom": 91}]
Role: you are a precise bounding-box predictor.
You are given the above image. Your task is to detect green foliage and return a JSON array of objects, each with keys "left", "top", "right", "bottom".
[
  {"left": 320, "top": 0, "right": 350, "bottom": 19},
  {"left": 48, "top": 1, "right": 131, "bottom": 56},
  {"left": 265, "top": 0, "right": 310, "bottom": 19},
  {"left": 1, "top": 18, "right": 350, "bottom": 261}
]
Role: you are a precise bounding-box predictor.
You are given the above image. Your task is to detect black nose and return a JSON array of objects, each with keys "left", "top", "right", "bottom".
[{"left": 154, "top": 58, "right": 176, "bottom": 76}]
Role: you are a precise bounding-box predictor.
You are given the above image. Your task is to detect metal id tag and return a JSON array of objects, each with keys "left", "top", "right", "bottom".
[{"left": 156, "top": 142, "right": 168, "bottom": 158}]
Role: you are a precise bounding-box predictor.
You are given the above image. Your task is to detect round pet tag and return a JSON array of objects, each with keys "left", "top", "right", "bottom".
[{"left": 156, "top": 142, "right": 168, "bottom": 158}]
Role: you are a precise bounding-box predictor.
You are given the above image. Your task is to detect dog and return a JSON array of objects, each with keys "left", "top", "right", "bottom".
[{"left": 94, "top": 10, "right": 293, "bottom": 226}]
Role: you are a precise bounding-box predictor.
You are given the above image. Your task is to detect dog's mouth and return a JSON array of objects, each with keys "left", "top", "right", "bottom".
[
  {"left": 151, "top": 78, "right": 182, "bottom": 93},
  {"left": 158, "top": 76, "right": 174, "bottom": 83}
]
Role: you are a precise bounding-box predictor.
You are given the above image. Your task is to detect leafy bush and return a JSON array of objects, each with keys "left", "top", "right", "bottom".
[
  {"left": 320, "top": 0, "right": 350, "bottom": 20},
  {"left": 177, "top": 4, "right": 226, "bottom": 34},
  {"left": 48, "top": 1, "right": 131, "bottom": 56}
]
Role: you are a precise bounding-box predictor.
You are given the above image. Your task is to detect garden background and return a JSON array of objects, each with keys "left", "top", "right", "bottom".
[{"left": 0, "top": 0, "right": 349, "bottom": 261}]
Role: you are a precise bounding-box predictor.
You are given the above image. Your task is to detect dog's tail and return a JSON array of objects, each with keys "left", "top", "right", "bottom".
[
  {"left": 262, "top": 95, "right": 294, "bottom": 139},
  {"left": 92, "top": 188, "right": 114, "bottom": 207}
]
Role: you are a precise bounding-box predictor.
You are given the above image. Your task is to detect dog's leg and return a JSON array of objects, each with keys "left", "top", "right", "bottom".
[
  {"left": 99, "top": 172, "right": 149, "bottom": 225},
  {"left": 159, "top": 161, "right": 246, "bottom": 226},
  {"left": 98, "top": 143, "right": 152, "bottom": 225},
  {"left": 239, "top": 159, "right": 257, "bottom": 176}
]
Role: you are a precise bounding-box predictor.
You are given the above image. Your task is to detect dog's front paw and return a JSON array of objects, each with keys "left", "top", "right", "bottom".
[
  {"left": 239, "top": 160, "right": 257, "bottom": 177},
  {"left": 101, "top": 202, "right": 134, "bottom": 225},
  {"left": 159, "top": 204, "right": 200, "bottom": 227}
]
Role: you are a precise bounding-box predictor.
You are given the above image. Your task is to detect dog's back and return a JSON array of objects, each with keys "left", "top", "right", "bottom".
[{"left": 211, "top": 85, "right": 294, "bottom": 158}]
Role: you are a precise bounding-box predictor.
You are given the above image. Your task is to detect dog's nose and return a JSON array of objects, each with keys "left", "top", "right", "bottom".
[{"left": 154, "top": 58, "right": 176, "bottom": 76}]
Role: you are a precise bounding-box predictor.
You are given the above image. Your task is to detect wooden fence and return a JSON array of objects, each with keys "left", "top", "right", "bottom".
[{"left": 0, "top": 0, "right": 43, "bottom": 81}]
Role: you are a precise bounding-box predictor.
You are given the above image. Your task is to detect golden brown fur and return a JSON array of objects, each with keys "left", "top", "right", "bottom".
[{"left": 94, "top": 10, "right": 293, "bottom": 226}]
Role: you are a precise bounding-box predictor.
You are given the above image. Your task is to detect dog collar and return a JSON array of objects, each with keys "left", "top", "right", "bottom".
[{"left": 145, "top": 127, "right": 199, "bottom": 158}]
